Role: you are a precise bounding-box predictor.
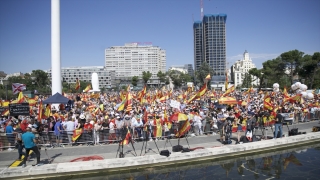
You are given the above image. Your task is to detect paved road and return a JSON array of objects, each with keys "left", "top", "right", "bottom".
[{"left": 0, "top": 121, "right": 319, "bottom": 168}]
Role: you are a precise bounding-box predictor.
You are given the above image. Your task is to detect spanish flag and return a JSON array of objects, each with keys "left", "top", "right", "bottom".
[
  {"left": 37, "top": 101, "right": 44, "bottom": 120},
  {"left": 83, "top": 84, "right": 91, "bottom": 93},
  {"left": 17, "top": 92, "right": 25, "bottom": 103},
  {"left": 205, "top": 74, "right": 211, "bottom": 81},
  {"left": 75, "top": 78, "right": 80, "bottom": 90},
  {"left": 222, "top": 85, "right": 235, "bottom": 97},
  {"left": 125, "top": 92, "right": 133, "bottom": 112},
  {"left": 1, "top": 109, "right": 9, "bottom": 116},
  {"left": 263, "top": 96, "right": 273, "bottom": 110},
  {"left": 284, "top": 94, "right": 302, "bottom": 103},
  {"left": 28, "top": 98, "right": 37, "bottom": 106},
  {"left": 120, "top": 128, "right": 131, "bottom": 145},
  {"left": 126, "top": 85, "right": 131, "bottom": 92},
  {"left": 117, "top": 98, "right": 126, "bottom": 111},
  {"left": 283, "top": 87, "right": 289, "bottom": 98},
  {"left": 44, "top": 104, "right": 51, "bottom": 118},
  {"left": 175, "top": 120, "right": 191, "bottom": 137},
  {"left": 72, "top": 128, "right": 83, "bottom": 142}
]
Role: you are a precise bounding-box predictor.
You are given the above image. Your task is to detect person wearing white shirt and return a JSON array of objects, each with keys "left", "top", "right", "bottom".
[
  {"left": 193, "top": 111, "right": 202, "bottom": 136},
  {"left": 64, "top": 117, "right": 75, "bottom": 146},
  {"left": 132, "top": 118, "right": 144, "bottom": 138}
]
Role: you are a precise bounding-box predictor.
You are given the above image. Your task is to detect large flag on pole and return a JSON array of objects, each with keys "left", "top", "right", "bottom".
[
  {"left": 75, "top": 78, "right": 80, "bottom": 90},
  {"left": 83, "top": 84, "right": 91, "bottom": 93},
  {"left": 17, "top": 92, "right": 25, "bottom": 103},
  {"left": 205, "top": 74, "right": 211, "bottom": 81},
  {"left": 222, "top": 86, "right": 235, "bottom": 97},
  {"left": 12, "top": 83, "right": 26, "bottom": 94}
]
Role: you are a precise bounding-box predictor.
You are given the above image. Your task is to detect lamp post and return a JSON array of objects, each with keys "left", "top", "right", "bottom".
[{"left": 2, "top": 79, "right": 8, "bottom": 100}]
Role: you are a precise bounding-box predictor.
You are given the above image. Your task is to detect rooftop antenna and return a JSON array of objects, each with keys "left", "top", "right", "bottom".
[
  {"left": 200, "top": 0, "right": 204, "bottom": 20},
  {"left": 192, "top": 13, "right": 194, "bottom": 23}
]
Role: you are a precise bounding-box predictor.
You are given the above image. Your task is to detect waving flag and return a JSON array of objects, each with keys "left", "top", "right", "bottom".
[
  {"left": 205, "top": 74, "right": 211, "bottom": 81},
  {"left": 12, "top": 83, "right": 26, "bottom": 94},
  {"left": 17, "top": 92, "right": 25, "bottom": 103},
  {"left": 75, "top": 78, "right": 80, "bottom": 90},
  {"left": 37, "top": 101, "right": 44, "bottom": 120},
  {"left": 120, "top": 128, "right": 131, "bottom": 145},
  {"left": 44, "top": 104, "right": 51, "bottom": 118},
  {"left": 222, "top": 86, "right": 235, "bottom": 97},
  {"left": 175, "top": 120, "right": 191, "bottom": 137},
  {"left": 83, "top": 84, "right": 91, "bottom": 93},
  {"left": 187, "top": 83, "right": 207, "bottom": 104},
  {"left": 283, "top": 87, "right": 289, "bottom": 98},
  {"left": 125, "top": 92, "right": 133, "bottom": 112}
]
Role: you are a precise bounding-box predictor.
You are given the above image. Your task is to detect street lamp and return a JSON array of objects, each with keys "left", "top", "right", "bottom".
[{"left": 2, "top": 79, "right": 8, "bottom": 100}]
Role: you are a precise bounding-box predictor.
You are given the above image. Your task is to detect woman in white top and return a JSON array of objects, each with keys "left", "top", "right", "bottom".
[{"left": 94, "top": 120, "right": 102, "bottom": 145}]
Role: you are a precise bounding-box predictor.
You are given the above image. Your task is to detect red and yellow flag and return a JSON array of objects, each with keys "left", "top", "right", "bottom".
[
  {"left": 17, "top": 92, "right": 25, "bottom": 103},
  {"left": 75, "top": 78, "right": 80, "bottom": 90},
  {"left": 28, "top": 98, "right": 37, "bottom": 106},
  {"left": 1, "top": 109, "right": 9, "bottom": 116},
  {"left": 44, "top": 104, "right": 51, "bottom": 118},
  {"left": 175, "top": 120, "right": 191, "bottom": 137},
  {"left": 120, "top": 128, "right": 131, "bottom": 145},
  {"left": 37, "top": 101, "right": 43, "bottom": 120},
  {"left": 284, "top": 94, "right": 302, "bottom": 103},
  {"left": 205, "top": 74, "right": 211, "bottom": 81},
  {"left": 83, "top": 84, "right": 91, "bottom": 93},
  {"left": 222, "top": 86, "right": 235, "bottom": 97},
  {"left": 72, "top": 128, "right": 83, "bottom": 142},
  {"left": 125, "top": 92, "right": 132, "bottom": 112},
  {"left": 283, "top": 87, "right": 289, "bottom": 98}
]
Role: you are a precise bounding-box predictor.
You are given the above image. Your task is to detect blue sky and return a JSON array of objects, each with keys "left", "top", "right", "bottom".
[{"left": 1, "top": 0, "right": 319, "bottom": 74}]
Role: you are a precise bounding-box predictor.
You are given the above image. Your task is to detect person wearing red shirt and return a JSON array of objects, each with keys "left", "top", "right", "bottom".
[{"left": 83, "top": 121, "right": 93, "bottom": 145}]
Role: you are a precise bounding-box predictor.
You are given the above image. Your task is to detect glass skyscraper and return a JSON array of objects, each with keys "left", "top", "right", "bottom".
[{"left": 193, "top": 14, "right": 227, "bottom": 84}]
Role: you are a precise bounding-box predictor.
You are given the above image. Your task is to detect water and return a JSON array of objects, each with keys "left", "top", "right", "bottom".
[{"left": 49, "top": 144, "right": 320, "bottom": 180}]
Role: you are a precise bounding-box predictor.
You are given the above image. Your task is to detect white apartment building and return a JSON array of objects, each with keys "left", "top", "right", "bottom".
[
  {"left": 47, "top": 66, "right": 115, "bottom": 89},
  {"left": 231, "top": 50, "right": 259, "bottom": 87},
  {"left": 105, "top": 43, "right": 166, "bottom": 82}
]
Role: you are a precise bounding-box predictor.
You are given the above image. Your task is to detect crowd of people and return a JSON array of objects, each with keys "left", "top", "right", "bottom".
[{"left": 1, "top": 86, "right": 320, "bottom": 165}]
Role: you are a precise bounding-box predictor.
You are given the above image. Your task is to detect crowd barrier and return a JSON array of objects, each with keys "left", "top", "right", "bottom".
[
  {"left": 295, "top": 111, "right": 320, "bottom": 123},
  {"left": 1, "top": 113, "right": 319, "bottom": 151}
]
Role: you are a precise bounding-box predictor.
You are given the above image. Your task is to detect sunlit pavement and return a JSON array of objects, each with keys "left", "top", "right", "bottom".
[{"left": 0, "top": 121, "right": 318, "bottom": 168}]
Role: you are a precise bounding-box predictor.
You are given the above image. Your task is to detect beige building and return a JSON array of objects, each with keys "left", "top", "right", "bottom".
[{"left": 231, "top": 50, "right": 259, "bottom": 87}]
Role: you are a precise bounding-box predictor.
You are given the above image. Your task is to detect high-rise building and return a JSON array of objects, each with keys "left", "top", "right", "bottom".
[
  {"left": 105, "top": 43, "right": 166, "bottom": 81},
  {"left": 230, "top": 50, "right": 259, "bottom": 87},
  {"left": 193, "top": 14, "right": 227, "bottom": 84}
]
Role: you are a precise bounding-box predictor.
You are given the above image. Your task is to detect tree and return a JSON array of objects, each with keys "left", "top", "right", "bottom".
[
  {"left": 131, "top": 76, "right": 139, "bottom": 86},
  {"left": 157, "top": 71, "right": 167, "bottom": 87},
  {"left": 142, "top": 71, "right": 152, "bottom": 84},
  {"left": 195, "top": 61, "right": 214, "bottom": 85},
  {"left": 280, "top": 50, "right": 304, "bottom": 85},
  {"left": 298, "top": 52, "right": 320, "bottom": 89},
  {"left": 248, "top": 68, "right": 264, "bottom": 90},
  {"left": 241, "top": 73, "right": 252, "bottom": 88}
]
